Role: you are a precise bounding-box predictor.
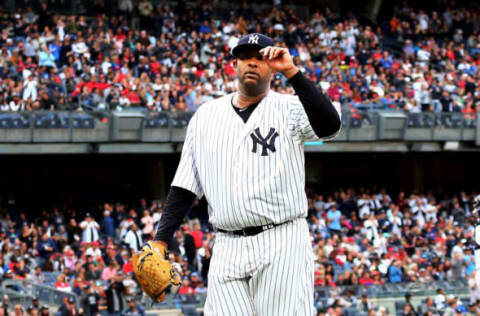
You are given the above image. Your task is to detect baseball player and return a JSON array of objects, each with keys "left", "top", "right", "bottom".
[{"left": 133, "top": 33, "right": 341, "bottom": 315}]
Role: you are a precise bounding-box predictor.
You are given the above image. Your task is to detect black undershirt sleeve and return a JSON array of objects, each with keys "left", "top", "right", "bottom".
[
  {"left": 154, "top": 186, "right": 196, "bottom": 244},
  {"left": 288, "top": 71, "right": 341, "bottom": 138}
]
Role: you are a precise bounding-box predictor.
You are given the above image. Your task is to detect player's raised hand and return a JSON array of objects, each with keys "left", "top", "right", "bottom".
[{"left": 259, "top": 46, "right": 298, "bottom": 79}]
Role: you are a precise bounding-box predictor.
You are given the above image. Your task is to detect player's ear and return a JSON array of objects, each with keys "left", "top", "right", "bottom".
[{"left": 232, "top": 59, "right": 237, "bottom": 68}]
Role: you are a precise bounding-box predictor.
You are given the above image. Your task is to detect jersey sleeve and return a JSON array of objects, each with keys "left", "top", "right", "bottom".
[
  {"left": 288, "top": 96, "right": 342, "bottom": 143},
  {"left": 171, "top": 113, "right": 204, "bottom": 198}
]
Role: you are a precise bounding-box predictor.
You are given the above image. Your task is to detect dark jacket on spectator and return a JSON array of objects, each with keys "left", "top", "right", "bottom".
[
  {"left": 101, "top": 215, "right": 116, "bottom": 238},
  {"left": 105, "top": 281, "right": 125, "bottom": 313}
]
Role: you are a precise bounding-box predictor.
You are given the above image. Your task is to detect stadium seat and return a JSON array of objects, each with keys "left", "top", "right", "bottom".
[
  {"left": 72, "top": 114, "right": 95, "bottom": 129},
  {"left": 351, "top": 117, "right": 362, "bottom": 128},
  {"left": 407, "top": 114, "right": 422, "bottom": 127},
  {"left": 0, "top": 117, "right": 12, "bottom": 128},
  {"left": 144, "top": 116, "right": 169, "bottom": 128}
]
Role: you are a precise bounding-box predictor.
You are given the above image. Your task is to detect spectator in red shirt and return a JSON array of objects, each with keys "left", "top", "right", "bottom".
[
  {"left": 190, "top": 221, "right": 203, "bottom": 249},
  {"left": 177, "top": 279, "right": 195, "bottom": 295},
  {"left": 359, "top": 271, "right": 375, "bottom": 285}
]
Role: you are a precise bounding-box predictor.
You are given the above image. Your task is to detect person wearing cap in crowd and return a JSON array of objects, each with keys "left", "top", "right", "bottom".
[
  {"left": 81, "top": 283, "right": 101, "bottom": 316},
  {"left": 79, "top": 213, "right": 100, "bottom": 244},
  {"left": 31, "top": 297, "right": 40, "bottom": 310},
  {"left": 444, "top": 295, "right": 459, "bottom": 316},
  {"left": 121, "top": 298, "right": 144, "bottom": 316},
  {"left": 39, "top": 306, "right": 49, "bottom": 316},
  {"left": 60, "top": 297, "right": 82, "bottom": 316}
]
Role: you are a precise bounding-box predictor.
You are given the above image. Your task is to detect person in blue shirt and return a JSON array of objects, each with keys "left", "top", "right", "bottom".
[
  {"left": 464, "top": 248, "right": 476, "bottom": 276},
  {"left": 38, "top": 45, "right": 57, "bottom": 68},
  {"left": 388, "top": 259, "right": 403, "bottom": 283},
  {"left": 37, "top": 232, "right": 57, "bottom": 268},
  {"left": 101, "top": 210, "right": 116, "bottom": 239},
  {"left": 48, "top": 39, "right": 62, "bottom": 62},
  {"left": 327, "top": 204, "right": 342, "bottom": 235}
]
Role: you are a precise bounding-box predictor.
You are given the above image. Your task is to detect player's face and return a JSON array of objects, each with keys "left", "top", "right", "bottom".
[{"left": 235, "top": 48, "right": 273, "bottom": 96}]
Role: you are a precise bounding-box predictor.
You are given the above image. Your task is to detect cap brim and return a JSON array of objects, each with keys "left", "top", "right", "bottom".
[{"left": 231, "top": 44, "right": 263, "bottom": 57}]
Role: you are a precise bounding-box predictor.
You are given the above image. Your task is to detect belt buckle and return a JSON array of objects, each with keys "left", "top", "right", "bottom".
[{"left": 241, "top": 228, "right": 248, "bottom": 236}]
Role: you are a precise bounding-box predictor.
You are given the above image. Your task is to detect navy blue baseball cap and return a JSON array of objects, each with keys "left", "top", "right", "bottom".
[{"left": 231, "top": 33, "right": 275, "bottom": 57}]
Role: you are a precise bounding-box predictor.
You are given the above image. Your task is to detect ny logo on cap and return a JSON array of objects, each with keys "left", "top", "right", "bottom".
[{"left": 248, "top": 34, "right": 259, "bottom": 45}]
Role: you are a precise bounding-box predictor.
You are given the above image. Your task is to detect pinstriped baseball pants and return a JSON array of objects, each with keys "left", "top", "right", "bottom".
[{"left": 204, "top": 218, "right": 315, "bottom": 316}]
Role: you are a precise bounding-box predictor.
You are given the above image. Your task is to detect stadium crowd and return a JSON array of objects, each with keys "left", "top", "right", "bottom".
[
  {"left": 0, "top": 1, "right": 478, "bottom": 116},
  {"left": 0, "top": 187, "right": 480, "bottom": 316}
]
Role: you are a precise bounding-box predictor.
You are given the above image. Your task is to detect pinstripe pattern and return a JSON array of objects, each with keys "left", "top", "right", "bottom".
[
  {"left": 204, "top": 219, "right": 315, "bottom": 316},
  {"left": 171, "top": 91, "right": 341, "bottom": 230},
  {"left": 171, "top": 90, "right": 340, "bottom": 315}
]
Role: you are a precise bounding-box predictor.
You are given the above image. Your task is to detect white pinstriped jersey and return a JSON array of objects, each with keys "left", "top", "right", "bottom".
[{"left": 171, "top": 90, "right": 341, "bottom": 230}]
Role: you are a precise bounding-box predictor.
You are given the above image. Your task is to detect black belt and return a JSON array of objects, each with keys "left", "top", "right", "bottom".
[{"left": 215, "top": 220, "right": 291, "bottom": 237}]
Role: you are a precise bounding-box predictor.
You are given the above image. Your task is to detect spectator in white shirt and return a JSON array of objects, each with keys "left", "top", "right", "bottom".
[
  {"left": 79, "top": 213, "right": 100, "bottom": 243},
  {"left": 22, "top": 74, "right": 37, "bottom": 101},
  {"left": 85, "top": 241, "right": 102, "bottom": 259},
  {"left": 72, "top": 37, "right": 89, "bottom": 57},
  {"left": 123, "top": 223, "right": 143, "bottom": 253}
]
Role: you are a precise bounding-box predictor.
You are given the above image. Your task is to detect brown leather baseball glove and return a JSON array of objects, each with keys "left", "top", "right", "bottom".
[{"left": 132, "top": 241, "right": 181, "bottom": 302}]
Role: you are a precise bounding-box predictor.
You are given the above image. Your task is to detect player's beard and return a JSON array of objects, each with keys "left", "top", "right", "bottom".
[{"left": 238, "top": 73, "right": 271, "bottom": 97}]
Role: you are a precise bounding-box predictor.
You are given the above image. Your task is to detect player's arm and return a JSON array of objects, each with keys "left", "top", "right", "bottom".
[
  {"left": 287, "top": 71, "right": 341, "bottom": 138},
  {"left": 153, "top": 186, "right": 196, "bottom": 247},
  {"left": 260, "top": 46, "right": 341, "bottom": 138},
  {"left": 150, "top": 113, "right": 203, "bottom": 250}
]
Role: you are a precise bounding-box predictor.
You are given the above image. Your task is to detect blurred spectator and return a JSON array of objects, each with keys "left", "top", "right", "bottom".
[
  {"left": 81, "top": 284, "right": 101, "bottom": 316},
  {"left": 55, "top": 273, "right": 72, "bottom": 292},
  {"left": 105, "top": 273, "right": 125, "bottom": 316},
  {"left": 123, "top": 223, "right": 142, "bottom": 253},
  {"left": 101, "top": 211, "right": 115, "bottom": 239},
  {"left": 121, "top": 298, "right": 144, "bottom": 316},
  {"left": 36, "top": 233, "right": 57, "bottom": 269},
  {"left": 60, "top": 297, "right": 82, "bottom": 316},
  {"left": 139, "top": 211, "right": 154, "bottom": 239},
  {"left": 80, "top": 213, "right": 100, "bottom": 243}
]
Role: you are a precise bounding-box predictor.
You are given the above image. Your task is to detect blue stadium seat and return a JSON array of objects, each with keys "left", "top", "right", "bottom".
[
  {"left": 35, "top": 113, "right": 70, "bottom": 128},
  {"left": 0, "top": 114, "right": 30, "bottom": 128},
  {"left": 72, "top": 114, "right": 95, "bottom": 129},
  {"left": 0, "top": 117, "right": 13, "bottom": 128},
  {"left": 144, "top": 116, "right": 169, "bottom": 128}
]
